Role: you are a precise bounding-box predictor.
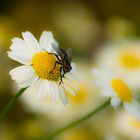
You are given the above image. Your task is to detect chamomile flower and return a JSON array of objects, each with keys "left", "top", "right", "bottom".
[
  {"left": 8, "top": 31, "right": 78, "bottom": 105},
  {"left": 92, "top": 67, "right": 140, "bottom": 121},
  {"left": 95, "top": 41, "right": 140, "bottom": 89},
  {"left": 20, "top": 65, "right": 99, "bottom": 125}
]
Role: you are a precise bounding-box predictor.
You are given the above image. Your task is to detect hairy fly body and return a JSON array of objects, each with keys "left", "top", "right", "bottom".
[{"left": 49, "top": 43, "right": 72, "bottom": 84}]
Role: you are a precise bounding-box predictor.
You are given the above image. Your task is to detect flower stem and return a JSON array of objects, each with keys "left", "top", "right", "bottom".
[
  {"left": 0, "top": 87, "right": 27, "bottom": 123},
  {"left": 45, "top": 99, "right": 110, "bottom": 140}
]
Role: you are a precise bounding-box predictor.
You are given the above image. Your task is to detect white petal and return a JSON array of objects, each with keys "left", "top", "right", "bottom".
[
  {"left": 100, "top": 89, "right": 114, "bottom": 97},
  {"left": 66, "top": 78, "right": 78, "bottom": 92},
  {"left": 22, "top": 31, "right": 40, "bottom": 52},
  {"left": 11, "top": 37, "right": 34, "bottom": 55},
  {"left": 71, "top": 62, "right": 77, "bottom": 73},
  {"left": 50, "top": 82, "right": 57, "bottom": 100},
  {"left": 67, "top": 73, "right": 80, "bottom": 82},
  {"left": 124, "top": 100, "right": 140, "bottom": 121},
  {"left": 92, "top": 68, "right": 112, "bottom": 81},
  {"left": 8, "top": 51, "right": 32, "bottom": 65},
  {"left": 8, "top": 52, "right": 32, "bottom": 65},
  {"left": 39, "top": 31, "right": 57, "bottom": 53},
  {"left": 63, "top": 84, "right": 76, "bottom": 96},
  {"left": 9, "top": 66, "right": 38, "bottom": 87},
  {"left": 59, "top": 86, "right": 68, "bottom": 105},
  {"left": 111, "top": 97, "right": 121, "bottom": 108},
  {"left": 94, "top": 80, "right": 109, "bottom": 89},
  {"left": 53, "top": 83, "right": 59, "bottom": 100},
  {"left": 41, "top": 82, "right": 48, "bottom": 99},
  {"left": 45, "top": 81, "right": 51, "bottom": 96},
  {"left": 40, "top": 31, "right": 52, "bottom": 50},
  {"left": 35, "top": 79, "right": 47, "bottom": 99},
  {"left": 8, "top": 37, "right": 34, "bottom": 65}
]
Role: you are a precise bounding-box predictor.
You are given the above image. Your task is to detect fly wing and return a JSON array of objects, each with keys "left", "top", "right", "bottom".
[
  {"left": 52, "top": 43, "right": 64, "bottom": 57},
  {"left": 66, "top": 48, "right": 72, "bottom": 60}
]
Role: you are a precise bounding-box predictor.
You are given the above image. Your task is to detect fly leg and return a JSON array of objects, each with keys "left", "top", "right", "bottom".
[
  {"left": 47, "top": 51, "right": 61, "bottom": 61},
  {"left": 59, "top": 77, "right": 63, "bottom": 84},
  {"left": 59, "top": 67, "right": 65, "bottom": 84},
  {"left": 50, "top": 61, "right": 62, "bottom": 74},
  {"left": 47, "top": 52, "right": 63, "bottom": 74},
  {"left": 59, "top": 67, "right": 63, "bottom": 84}
]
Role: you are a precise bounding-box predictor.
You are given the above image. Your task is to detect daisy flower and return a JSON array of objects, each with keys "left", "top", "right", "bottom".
[
  {"left": 20, "top": 65, "right": 99, "bottom": 125},
  {"left": 94, "top": 40, "right": 140, "bottom": 89},
  {"left": 92, "top": 67, "right": 140, "bottom": 121},
  {"left": 8, "top": 31, "right": 78, "bottom": 105}
]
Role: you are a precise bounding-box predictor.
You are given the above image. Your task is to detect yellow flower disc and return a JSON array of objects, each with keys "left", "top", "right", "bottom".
[
  {"left": 130, "top": 117, "right": 140, "bottom": 129},
  {"left": 32, "top": 51, "right": 61, "bottom": 81},
  {"left": 69, "top": 84, "right": 87, "bottom": 104},
  {"left": 112, "top": 79, "right": 132, "bottom": 102},
  {"left": 121, "top": 53, "right": 140, "bottom": 69}
]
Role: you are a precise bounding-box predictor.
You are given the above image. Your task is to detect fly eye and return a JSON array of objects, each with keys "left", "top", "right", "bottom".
[
  {"left": 67, "top": 65, "right": 70, "bottom": 69},
  {"left": 64, "top": 66, "right": 69, "bottom": 70}
]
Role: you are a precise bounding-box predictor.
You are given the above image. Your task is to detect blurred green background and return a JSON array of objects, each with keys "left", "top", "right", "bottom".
[{"left": 1, "top": 0, "right": 140, "bottom": 140}]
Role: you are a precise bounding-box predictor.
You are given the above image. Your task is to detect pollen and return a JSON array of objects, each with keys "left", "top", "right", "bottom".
[
  {"left": 112, "top": 79, "right": 132, "bottom": 102},
  {"left": 32, "top": 51, "right": 61, "bottom": 81},
  {"left": 121, "top": 53, "right": 140, "bottom": 69}
]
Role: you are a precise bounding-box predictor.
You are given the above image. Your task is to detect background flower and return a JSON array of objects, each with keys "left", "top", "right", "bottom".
[
  {"left": 94, "top": 41, "right": 140, "bottom": 90},
  {"left": 93, "top": 67, "right": 140, "bottom": 121}
]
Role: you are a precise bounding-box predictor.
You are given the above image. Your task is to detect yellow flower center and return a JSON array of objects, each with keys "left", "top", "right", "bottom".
[
  {"left": 69, "top": 85, "right": 87, "bottom": 104},
  {"left": 111, "top": 79, "right": 132, "bottom": 102},
  {"left": 130, "top": 117, "right": 140, "bottom": 129},
  {"left": 121, "top": 53, "right": 140, "bottom": 69},
  {"left": 32, "top": 51, "right": 61, "bottom": 81}
]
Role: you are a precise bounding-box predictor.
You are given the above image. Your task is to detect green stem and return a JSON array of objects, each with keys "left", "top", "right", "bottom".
[
  {"left": 45, "top": 99, "right": 110, "bottom": 140},
  {"left": 0, "top": 87, "right": 27, "bottom": 123}
]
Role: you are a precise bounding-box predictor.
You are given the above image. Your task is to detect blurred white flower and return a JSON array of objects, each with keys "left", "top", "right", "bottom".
[
  {"left": 95, "top": 41, "right": 140, "bottom": 89},
  {"left": 92, "top": 67, "right": 140, "bottom": 121},
  {"left": 8, "top": 31, "right": 78, "bottom": 105},
  {"left": 115, "top": 110, "right": 140, "bottom": 139}
]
